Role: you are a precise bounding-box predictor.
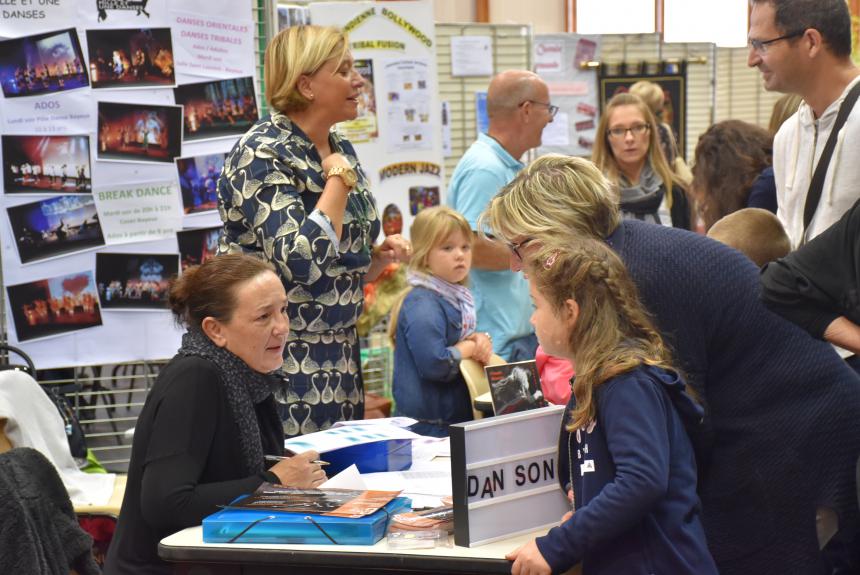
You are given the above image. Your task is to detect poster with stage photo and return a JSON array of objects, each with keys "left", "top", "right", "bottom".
[
  {"left": 175, "top": 153, "right": 226, "bottom": 215},
  {"left": 2, "top": 134, "right": 92, "bottom": 194},
  {"left": 7, "top": 195, "right": 105, "bottom": 264},
  {"left": 95, "top": 252, "right": 178, "bottom": 311},
  {"left": 0, "top": 28, "right": 89, "bottom": 99},
  {"left": 486, "top": 360, "right": 547, "bottom": 416},
  {"left": 599, "top": 62, "right": 687, "bottom": 158},
  {"left": 173, "top": 76, "right": 258, "bottom": 143},
  {"left": 86, "top": 27, "right": 175, "bottom": 90},
  {"left": 6, "top": 270, "right": 102, "bottom": 343},
  {"left": 177, "top": 226, "right": 220, "bottom": 271},
  {"left": 97, "top": 101, "right": 183, "bottom": 164}
]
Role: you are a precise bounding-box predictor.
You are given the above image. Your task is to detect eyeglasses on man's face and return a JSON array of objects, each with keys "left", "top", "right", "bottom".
[
  {"left": 507, "top": 237, "right": 535, "bottom": 260},
  {"left": 607, "top": 123, "right": 650, "bottom": 139},
  {"left": 520, "top": 100, "right": 559, "bottom": 119},
  {"left": 748, "top": 30, "right": 804, "bottom": 54}
]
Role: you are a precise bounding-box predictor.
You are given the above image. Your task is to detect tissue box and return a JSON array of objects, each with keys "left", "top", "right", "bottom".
[
  {"left": 203, "top": 496, "right": 411, "bottom": 545},
  {"left": 325, "top": 439, "right": 412, "bottom": 475}
]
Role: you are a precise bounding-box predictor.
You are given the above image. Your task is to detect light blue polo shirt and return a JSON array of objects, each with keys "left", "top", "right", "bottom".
[{"left": 447, "top": 133, "right": 533, "bottom": 360}]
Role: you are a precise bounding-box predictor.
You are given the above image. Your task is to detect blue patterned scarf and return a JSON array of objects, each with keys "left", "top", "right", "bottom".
[{"left": 407, "top": 270, "right": 476, "bottom": 339}]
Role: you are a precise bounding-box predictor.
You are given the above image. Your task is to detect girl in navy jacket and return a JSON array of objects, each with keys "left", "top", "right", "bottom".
[
  {"left": 507, "top": 239, "right": 717, "bottom": 575},
  {"left": 390, "top": 206, "right": 492, "bottom": 437}
]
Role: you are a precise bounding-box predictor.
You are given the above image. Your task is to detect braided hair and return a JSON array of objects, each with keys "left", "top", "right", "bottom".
[{"left": 526, "top": 238, "right": 677, "bottom": 431}]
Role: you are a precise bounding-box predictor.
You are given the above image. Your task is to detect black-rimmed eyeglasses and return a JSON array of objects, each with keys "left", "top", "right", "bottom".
[
  {"left": 520, "top": 100, "right": 559, "bottom": 119},
  {"left": 748, "top": 30, "right": 804, "bottom": 54},
  {"left": 507, "top": 237, "right": 536, "bottom": 260},
  {"left": 607, "top": 123, "right": 650, "bottom": 139}
]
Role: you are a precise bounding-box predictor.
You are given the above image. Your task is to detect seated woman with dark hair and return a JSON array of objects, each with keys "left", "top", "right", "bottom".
[
  {"left": 691, "top": 119, "right": 775, "bottom": 231},
  {"left": 105, "top": 254, "right": 326, "bottom": 575}
]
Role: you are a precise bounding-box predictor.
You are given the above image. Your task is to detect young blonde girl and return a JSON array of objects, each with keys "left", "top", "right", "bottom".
[
  {"left": 389, "top": 206, "right": 492, "bottom": 437},
  {"left": 507, "top": 239, "right": 716, "bottom": 575}
]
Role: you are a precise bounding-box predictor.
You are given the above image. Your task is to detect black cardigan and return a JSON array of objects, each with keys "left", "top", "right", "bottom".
[
  {"left": 104, "top": 355, "right": 283, "bottom": 575},
  {"left": 761, "top": 197, "right": 860, "bottom": 339}
]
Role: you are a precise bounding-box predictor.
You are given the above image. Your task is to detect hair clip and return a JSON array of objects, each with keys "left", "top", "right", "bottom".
[{"left": 543, "top": 251, "right": 558, "bottom": 269}]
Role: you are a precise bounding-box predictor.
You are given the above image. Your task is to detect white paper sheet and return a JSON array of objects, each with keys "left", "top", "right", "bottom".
[
  {"left": 284, "top": 423, "right": 421, "bottom": 454},
  {"left": 410, "top": 436, "right": 450, "bottom": 462},
  {"left": 541, "top": 111, "right": 570, "bottom": 146},
  {"left": 0, "top": 2, "right": 78, "bottom": 37},
  {"left": 93, "top": 180, "right": 183, "bottom": 245},
  {"left": 331, "top": 417, "right": 417, "bottom": 429},
  {"left": 1, "top": 91, "right": 94, "bottom": 136},
  {"left": 450, "top": 36, "right": 493, "bottom": 77},
  {"left": 361, "top": 469, "right": 452, "bottom": 509},
  {"left": 320, "top": 464, "right": 367, "bottom": 490},
  {"left": 171, "top": 10, "right": 255, "bottom": 79}
]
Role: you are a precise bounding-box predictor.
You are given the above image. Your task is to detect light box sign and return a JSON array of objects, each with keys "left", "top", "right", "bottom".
[{"left": 450, "top": 405, "right": 568, "bottom": 547}]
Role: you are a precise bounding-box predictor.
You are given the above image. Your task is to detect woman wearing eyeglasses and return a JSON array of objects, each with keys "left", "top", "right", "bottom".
[{"left": 593, "top": 93, "right": 691, "bottom": 229}]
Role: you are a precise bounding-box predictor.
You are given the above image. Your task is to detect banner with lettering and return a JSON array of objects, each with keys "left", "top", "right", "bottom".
[
  {"left": 0, "top": 0, "right": 78, "bottom": 37},
  {"left": 92, "top": 180, "right": 182, "bottom": 244},
  {"left": 310, "top": 1, "right": 443, "bottom": 241}
]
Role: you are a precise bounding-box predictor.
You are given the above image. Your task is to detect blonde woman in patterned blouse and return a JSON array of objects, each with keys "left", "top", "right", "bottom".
[{"left": 216, "top": 25, "right": 411, "bottom": 437}]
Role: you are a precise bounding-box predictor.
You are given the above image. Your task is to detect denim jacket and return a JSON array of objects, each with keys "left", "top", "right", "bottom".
[{"left": 392, "top": 287, "right": 472, "bottom": 437}]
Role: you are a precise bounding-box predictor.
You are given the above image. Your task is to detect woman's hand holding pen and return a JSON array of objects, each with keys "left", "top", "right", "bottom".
[{"left": 267, "top": 450, "right": 327, "bottom": 488}]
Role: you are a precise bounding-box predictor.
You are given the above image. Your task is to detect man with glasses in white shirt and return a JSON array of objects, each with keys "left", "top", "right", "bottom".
[
  {"left": 749, "top": 0, "right": 860, "bottom": 250},
  {"left": 447, "top": 70, "right": 555, "bottom": 361},
  {"left": 749, "top": 3, "right": 860, "bottom": 569}
]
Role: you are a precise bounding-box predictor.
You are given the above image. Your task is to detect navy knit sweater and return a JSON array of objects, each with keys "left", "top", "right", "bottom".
[{"left": 606, "top": 220, "right": 860, "bottom": 574}]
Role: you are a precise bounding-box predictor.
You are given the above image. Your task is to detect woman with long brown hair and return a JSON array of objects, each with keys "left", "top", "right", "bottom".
[{"left": 593, "top": 92, "right": 690, "bottom": 229}]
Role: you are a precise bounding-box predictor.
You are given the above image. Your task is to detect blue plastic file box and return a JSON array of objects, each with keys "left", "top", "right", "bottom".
[
  {"left": 324, "top": 439, "right": 412, "bottom": 475},
  {"left": 202, "top": 496, "right": 411, "bottom": 545}
]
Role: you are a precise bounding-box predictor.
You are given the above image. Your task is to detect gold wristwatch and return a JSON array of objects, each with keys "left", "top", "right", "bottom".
[{"left": 325, "top": 165, "right": 357, "bottom": 189}]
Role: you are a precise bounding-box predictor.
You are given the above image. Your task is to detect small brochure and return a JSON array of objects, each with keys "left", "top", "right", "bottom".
[
  {"left": 229, "top": 483, "right": 402, "bottom": 518},
  {"left": 485, "top": 359, "right": 547, "bottom": 415}
]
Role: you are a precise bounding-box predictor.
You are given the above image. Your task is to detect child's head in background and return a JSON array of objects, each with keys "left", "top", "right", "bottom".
[
  {"left": 524, "top": 238, "right": 674, "bottom": 429},
  {"left": 707, "top": 208, "right": 790, "bottom": 267},
  {"left": 408, "top": 206, "right": 473, "bottom": 285}
]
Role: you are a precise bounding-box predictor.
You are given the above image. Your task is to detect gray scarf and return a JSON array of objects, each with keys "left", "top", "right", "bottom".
[
  {"left": 177, "top": 328, "right": 279, "bottom": 475},
  {"left": 618, "top": 161, "right": 665, "bottom": 225}
]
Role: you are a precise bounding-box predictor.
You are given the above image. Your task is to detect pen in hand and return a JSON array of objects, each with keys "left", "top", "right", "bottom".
[{"left": 264, "top": 454, "right": 329, "bottom": 466}]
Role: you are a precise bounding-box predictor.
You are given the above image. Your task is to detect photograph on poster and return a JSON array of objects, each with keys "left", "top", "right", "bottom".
[
  {"left": 96, "top": 252, "right": 179, "bottom": 310},
  {"left": 382, "top": 204, "right": 403, "bottom": 237},
  {"left": 408, "top": 186, "right": 439, "bottom": 215},
  {"left": 177, "top": 226, "right": 220, "bottom": 271},
  {"left": 2, "top": 134, "right": 92, "bottom": 194},
  {"left": 86, "top": 27, "right": 175, "bottom": 89},
  {"left": 173, "top": 76, "right": 258, "bottom": 142},
  {"left": 0, "top": 28, "right": 89, "bottom": 98},
  {"left": 6, "top": 270, "right": 102, "bottom": 343},
  {"left": 7, "top": 195, "right": 106, "bottom": 264},
  {"left": 97, "top": 101, "right": 183, "bottom": 164},
  {"left": 175, "top": 153, "right": 226, "bottom": 214}
]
